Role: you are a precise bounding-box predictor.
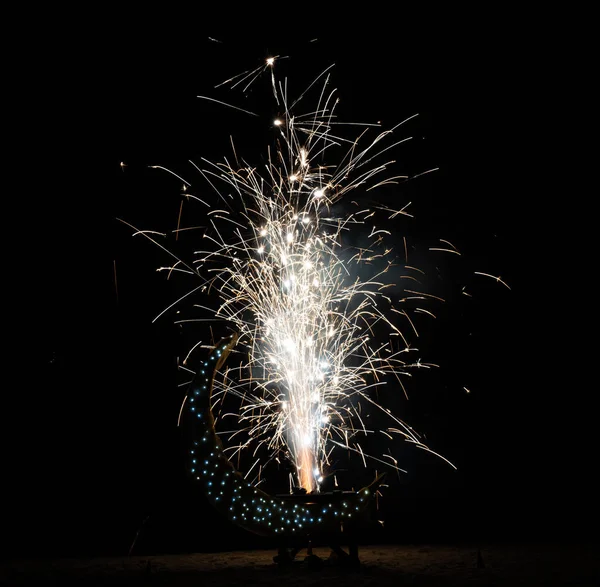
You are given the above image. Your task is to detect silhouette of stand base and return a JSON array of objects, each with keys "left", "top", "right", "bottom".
[{"left": 273, "top": 537, "right": 360, "bottom": 568}]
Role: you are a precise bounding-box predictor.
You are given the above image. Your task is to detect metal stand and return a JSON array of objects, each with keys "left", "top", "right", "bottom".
[{"left": 273, "top": 535, "right": 360, "bottom": 568}]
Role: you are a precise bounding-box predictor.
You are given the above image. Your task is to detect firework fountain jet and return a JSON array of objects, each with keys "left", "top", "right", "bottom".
[{"left": 155, "top": 57, "right": 451, "bottom": 494}]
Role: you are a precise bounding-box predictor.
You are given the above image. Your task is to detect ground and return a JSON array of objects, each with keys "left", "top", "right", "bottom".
[{"left": 2, "top": 543, "right": 598, "bottom": 586}]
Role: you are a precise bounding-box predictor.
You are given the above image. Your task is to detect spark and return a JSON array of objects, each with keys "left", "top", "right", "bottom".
[
  {"left": 113, "top": 260, "right": 119, "bottom": 303},
  {"left": 196, "top": 95, "right": 259, "bottom": 117},
  {"left": 474, "top": 271, "right": 511, "bottom": 290}
]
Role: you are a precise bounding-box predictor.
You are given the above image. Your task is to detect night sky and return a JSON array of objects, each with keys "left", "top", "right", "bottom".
[{"left": 10, "top": 20, "right": 593, "bottom": 559}]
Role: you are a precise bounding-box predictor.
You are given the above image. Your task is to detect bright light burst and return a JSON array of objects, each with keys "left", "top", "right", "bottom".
[{"left": 141, "top": 55, "right": 454, "bottom": 494}]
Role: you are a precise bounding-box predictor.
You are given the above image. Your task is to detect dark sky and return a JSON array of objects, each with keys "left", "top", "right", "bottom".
[{"left": 11, "top": 21, "right": 593, "bottom": 558}]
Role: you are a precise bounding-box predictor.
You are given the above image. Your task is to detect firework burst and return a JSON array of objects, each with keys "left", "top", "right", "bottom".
[{"left": 130, "top": 55, "right": 454, "bottom": 494}]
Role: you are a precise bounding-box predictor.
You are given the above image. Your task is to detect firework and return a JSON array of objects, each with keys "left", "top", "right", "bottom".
[{"left": 132, "top": 55, "right": 455, "bottom": 494}]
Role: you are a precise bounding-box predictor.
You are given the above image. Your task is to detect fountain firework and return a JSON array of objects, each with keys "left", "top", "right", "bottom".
[{"left": 128, "top": 54, "right": 457, "bottom": 495}]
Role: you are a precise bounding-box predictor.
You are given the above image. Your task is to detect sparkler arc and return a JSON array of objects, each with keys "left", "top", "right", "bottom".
[{"left": 182, "top": 333, "right": 384, "bottom": 537}]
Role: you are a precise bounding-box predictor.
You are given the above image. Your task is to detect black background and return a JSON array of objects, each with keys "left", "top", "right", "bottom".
[{"left": 9, "top": 15, "right": 592, "bottom": 559}]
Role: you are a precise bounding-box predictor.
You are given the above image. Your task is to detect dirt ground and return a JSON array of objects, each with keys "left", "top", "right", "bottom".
[{"left": 1, "top": 543, "right": 598, "bottom": 586}]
